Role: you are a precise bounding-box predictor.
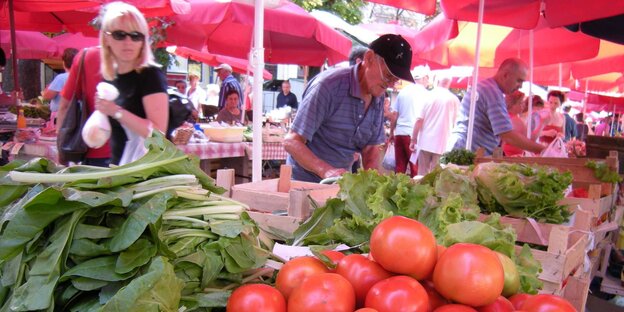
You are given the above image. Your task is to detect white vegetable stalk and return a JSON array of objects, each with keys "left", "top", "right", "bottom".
[{"left": 82, "top": 82, "right": 118, "bottom": 148}]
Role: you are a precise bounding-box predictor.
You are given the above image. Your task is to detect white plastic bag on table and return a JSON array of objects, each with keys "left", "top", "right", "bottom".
[
  {"left": 118, "top": 127, "right": 149, "bottom": 166},
  {"left": 540, "top": 137, "right": 568, "bottom": 158},
  {"left": 382, "top": 142, "right": 396, "bottom": 170}
]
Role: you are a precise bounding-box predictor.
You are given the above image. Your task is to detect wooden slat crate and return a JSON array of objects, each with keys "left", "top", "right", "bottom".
[{"left": 217, "top": 166, "right": 339, "bottom": 237}]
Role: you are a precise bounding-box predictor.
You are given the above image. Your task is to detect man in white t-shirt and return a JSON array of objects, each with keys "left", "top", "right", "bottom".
[
  {"left": 410, "top": 75, "right": 459, "bottom": 175},
  {"left": 389, "top": 66, "right": 430, "bottom": 177}
]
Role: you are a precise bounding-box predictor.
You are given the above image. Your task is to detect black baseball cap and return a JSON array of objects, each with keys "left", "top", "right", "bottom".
[{"left": 368, "top": 34, "right": 415, "bottom": 83}]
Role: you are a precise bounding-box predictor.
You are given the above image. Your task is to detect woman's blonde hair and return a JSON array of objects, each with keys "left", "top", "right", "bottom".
[{"left": 99, "top": 1, "right": 159, "bottom": 81}]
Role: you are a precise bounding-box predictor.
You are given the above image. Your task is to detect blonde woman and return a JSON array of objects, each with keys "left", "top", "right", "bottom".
[{"left": 94, "top": 1, "right": 169, "bottom": 165}]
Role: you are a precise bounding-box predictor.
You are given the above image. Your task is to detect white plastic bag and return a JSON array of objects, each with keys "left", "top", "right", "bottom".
[
  {"left": 81, "top": 83, "right": 118, "bottom": 148},
  {"left": 541, "top": 137, "right": 568, "bottom": 158},
  {"left": 382, "top": 142, "right": 396, "bottom": 170}
]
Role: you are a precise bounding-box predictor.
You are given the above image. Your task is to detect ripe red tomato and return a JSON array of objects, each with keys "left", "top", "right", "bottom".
[
  {"left": 437, "top": 245, "right": 447, "bottom": 261},
  {"left": 276, "top": 256, "right": 329, "bottom": 300},
  {"left": 520, "top": 294, "right": 576, "bottom": 312},
  {"left": 370, "top": 216, "right": 437, "bottom": 279},
  {"left": 433, "top": 304, "right": 478, "bottom": 311},
  {"left": 476, "top": 296, "right": 514, "bottom": 312},
  {"left": 226, "top": 284, "right": 286, "bottom": 312},
  {"left": 355, "top": 309, "right": 379, "bottom": 312},
  {"left": 365, "top": 275, "right": 429, "bottom": 312},
  {"left": 320, "top": 250, "right": 345, "bottom": 272},
  {"left": 508, "top": 294, "right": 533, "bottom": 310},
  {"left": 287, "top": 273, "right": 355, "bottom": 312},
  {"left": 421, "top": 280, "right": 448, "bottom": 311},
  {"left": 336, "top": 254, "right": 393, "bottom": 307},
  {"left": 433, "top": 243, "right": 504, "bottom": 307}
]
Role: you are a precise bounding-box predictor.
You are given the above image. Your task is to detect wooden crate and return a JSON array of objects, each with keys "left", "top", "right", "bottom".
[{"left": 217, "top": 166, "right": 339, "bottom": 236}]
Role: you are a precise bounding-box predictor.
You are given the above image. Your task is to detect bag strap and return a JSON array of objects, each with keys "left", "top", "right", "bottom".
[{"left": 70, "top": 48, "right": 87, "bottom": 102}]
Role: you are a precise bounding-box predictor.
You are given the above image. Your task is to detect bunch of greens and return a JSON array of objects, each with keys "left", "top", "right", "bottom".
[
  {"left": 442, "top": 214, "right": 543, "bottom": 294},
  {"left": 474, "top": 162, "right": 573, "bottom": 224},
  {"left": 292, "top": 170, "right": 434, "bottom": 250},
  {"left": 440, "top": 149, "right": 476, "bottom": 166},
  {"left": 586, "top": 160, "right": 622, "bottom": 183},
  {"left": 0, "top": 132, "right": 270, "bottom": 311}
]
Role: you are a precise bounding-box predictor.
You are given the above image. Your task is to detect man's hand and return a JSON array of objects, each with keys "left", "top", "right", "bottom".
[
  {"left": 322, "top": 167, "right": 348, "bottom": 179},
  {"left": 409, "top": 138, "right": 417, "bottom": 152}
]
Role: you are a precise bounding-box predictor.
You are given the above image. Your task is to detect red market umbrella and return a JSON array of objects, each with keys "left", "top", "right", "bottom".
[
  {"left": 414, "top": 15, "right": 601, "bottom": 68},
  {"left": 0, "top": 29, "right": 57, "bottom": 59},
  {"left": 166, "top": 45, "right": 273, "bottom": 80},
  {"left": 440, "top": 0, "right": 624, "bottom": 30},
  {"left": 359, "top": 22, "right": 418, "bottom": 41},
  {"left": 167, "top": 0, "right": 351, "bottom": 66},
  {"left": 53, "top": 32, "right": 99, "bottom": 52},
  {"left": 366, "top": 0, "right": 436, "bottom": 16}
]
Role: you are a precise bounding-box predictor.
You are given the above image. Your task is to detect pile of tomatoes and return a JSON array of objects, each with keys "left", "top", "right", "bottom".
[{"left": 226, "top": 216, "right": 577, "bottom": 312}]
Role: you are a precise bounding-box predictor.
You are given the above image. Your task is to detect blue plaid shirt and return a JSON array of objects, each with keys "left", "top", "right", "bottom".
[{"left": 287, "top": 65, "right": 385, "bottom": 182}]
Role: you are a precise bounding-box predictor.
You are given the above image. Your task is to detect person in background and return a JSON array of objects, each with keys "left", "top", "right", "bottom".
[
  {"left": 575, "top": 112, "right": 589, "bottom": 141},
  {"left": 58, "top": 46, "right": 111, "bottom": 166},
  {"left": 611, "top": 113, "right": 622, "bottom": 136},
  {"left": 42, "top": 48, "right": 78, "bottom": 126},
  {"left": 215, "top": 63, "right": 243, "bottom": 110},
  {"left": 284, "top": 34, "right": 415, "bottom": 182},
  {"left": 411, "top": 74, "right": 459, "bottom": 174},
  {"left": 276, "top": 80, "right": 298, "bottom": 109},
  {"left": 216, "top": 89, "right": 247, "bottom": 125},
  {"left": 522, "top": 95, "right": 548, "bottom": 141},
  {"left": 562, "top": 104, "right": 577, "bottom": 141},
  {"left": 540, "top": 90, "right": 566, "bottom": 144},
  {"left": 502, "top": 90, "right": 527, "bottom": 156},
  {"left": 595, "top": 115, "right": 612, "bottom": 136},
  {"left": 94, "top": 1, "right": 168, "bottom": 165},
  {"left": 449, "top": 58, "right": 544, "bottom": 155},
  {"left": 186, "top": 74, "right": 207, "bottom": 118},
  {"left": 175, "top": 80, "right": 187, "bottom": 95},
  {"left": 390, "top": 66, "right": 429, "bottom": 177}
]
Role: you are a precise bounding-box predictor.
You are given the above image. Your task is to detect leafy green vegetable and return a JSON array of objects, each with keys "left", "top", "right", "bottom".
[
  {"left": 440, "top": 149, "right": 476, "bottom": 166},
  {"left": 474, "top": 162, "right": 573, "bottom": 223},
  {"left": 586, "top": 160, "right": 622, "bottom": 183}
]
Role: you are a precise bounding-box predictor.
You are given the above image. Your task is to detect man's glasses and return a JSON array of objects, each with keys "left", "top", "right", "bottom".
[
  {"left": 376, "top": 56, "right": 399, "bottom": 85},
  {"left": 106, "top": 30, "right": 145, "bottom": 42}
]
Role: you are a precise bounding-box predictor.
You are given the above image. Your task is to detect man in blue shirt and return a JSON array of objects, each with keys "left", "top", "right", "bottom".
[
  {"left": 285, "top": 34, "right": 415, "bottom": 182},
  {"left": 215, "top": 63, "right": 243, "bottom": 110},
  {"left": 450, "top": 58, "right": 545, "bottom": 155},
  {"left": 276, "top": 80, "right": 298, "bottom": 109}
]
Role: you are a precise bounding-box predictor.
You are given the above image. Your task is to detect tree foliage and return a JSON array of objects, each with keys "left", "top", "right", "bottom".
[{"left": 293, "top": 0, "right": 366, "bottom": 24}]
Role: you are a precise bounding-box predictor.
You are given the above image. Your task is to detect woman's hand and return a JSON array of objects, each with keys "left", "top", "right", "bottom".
[{"left": 94, "top": 97, "right": 120, "bottom": 117}]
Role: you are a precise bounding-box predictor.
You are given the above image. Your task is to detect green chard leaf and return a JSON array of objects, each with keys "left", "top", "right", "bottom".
[{"left": 115, "top": 239, "right": 157, "bottom": 274}]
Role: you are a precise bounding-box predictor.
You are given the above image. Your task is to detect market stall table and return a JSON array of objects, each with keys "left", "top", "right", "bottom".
[{"left": 244, "top": 141, "right": 289, "bottom": 178}]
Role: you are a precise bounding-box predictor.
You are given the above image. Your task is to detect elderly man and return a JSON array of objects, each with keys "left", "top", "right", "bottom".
[
  {"left": 215, "top": 63, "right": 243, "bottom": 110},
  {"left": 276, "top": 80, "right": 298, "bottom": 109},
  {"left": 284, "top": 34, "right": 415, "bottom": 182},
  {"left": 450, "top": 58, "right": 544, "bottom": 155}
]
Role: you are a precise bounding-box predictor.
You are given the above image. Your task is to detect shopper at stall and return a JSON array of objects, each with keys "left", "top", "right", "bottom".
[
  {"left": 449, "top": 58, "right": 544, "bottom": 155},
  {"left": 276, "top": 80, "right": 298, "bottom": 109},
  {"left": 539, "top": 90, "right": 566, "bottom": 143},
  {"left": 175, "top": 80, "right": 187, "bottom": 95},
  {"left": 94, "top": 1, "right": 168, "bottom": 165},
  {"left": 216, "top": 63, "right": 243, "bottom": 110},
  {"left": 411, "top": 75, "right": 459, "bottom": 174},
  {"left": 58, "top": 47, "right": 111, "bottom": 167},
  {"left": 216, "top": 89, "right": 248, "bottom": 125},
  {"left": 284, "top": 34, "right": 415, "bottom": 182},
  {"left": 562, "top": 105, "right": 577, "bottom": 141},
  {"left": 42, "top": 48, "right": 78, "bottom": 126},
  {"left": 186, "top": 74, "right": 207, "bottom": 117},
  {"left": 390, "top": 66, "right": 430, "bottom": 177},
  {"left": 575, "top": 113, "right": 589, "bottom": 141}
]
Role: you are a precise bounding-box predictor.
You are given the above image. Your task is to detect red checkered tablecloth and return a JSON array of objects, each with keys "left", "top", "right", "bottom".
[
  {"left": 179, "top": 142, "right": 246, "bottom": 160},
  {"left": 244, "top": 142, "right": 288, "bottom": 160}
]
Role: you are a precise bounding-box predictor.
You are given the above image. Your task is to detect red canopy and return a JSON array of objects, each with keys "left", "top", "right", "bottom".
[
  {"left": 359, "top": 22, "right": 418, "bottom": 41},
  {"left": 568, "top": 90, "right": 624, "bottom": 114},
  {"left": 0, "top": 30, "right": 57, "bottom": 59},
  {"left": 414, "top": 15, "right": 600, "bottom": 68},
  {"left": 167, "top": 0, "right": 351, "bottom": 66},
  {"left": 440, "top": 0, "right": 624, "bottom": 30},
  {"left": 53, "top": 32, "right": 100, "bottom": 52},
  {"left": 166, "top": 46, "right": 273, "bottom": 80}
]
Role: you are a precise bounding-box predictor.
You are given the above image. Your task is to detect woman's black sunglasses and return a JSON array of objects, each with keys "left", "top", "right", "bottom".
[{"left": 106, "top": 30, "right": 145, "bottom": 42}]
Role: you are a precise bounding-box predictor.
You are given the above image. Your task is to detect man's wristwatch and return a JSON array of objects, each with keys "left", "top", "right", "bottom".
[{"left": 113, "top": 109, "right": 123, "bottom": 120}]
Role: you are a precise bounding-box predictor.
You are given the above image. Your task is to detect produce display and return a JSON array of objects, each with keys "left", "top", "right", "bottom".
[
  {"left": 0, "top": 133, "right": 272, "bottom": 311},
  {"left": 439, "top": 149, "right": 476, "bottom": 166}
]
